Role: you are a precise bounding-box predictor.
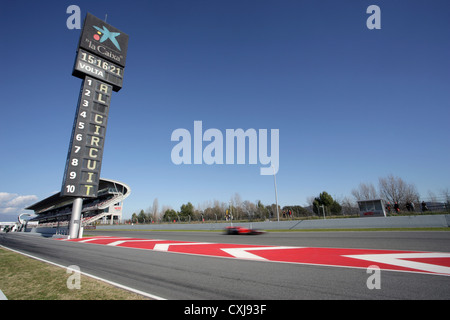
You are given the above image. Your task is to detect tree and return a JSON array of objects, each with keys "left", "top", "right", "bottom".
[
  {"left": 339, "top": 196, "right": 359, "bottom": 216},
  {"left": 180, "top": 202, "right": 194, "bottom": 218},
  {"left": 378, "top": 174, "right": 419, "bottom": 206},
  {"left": 256, "top": 200, "right": 269, "bottom": 219},
  {"left": 313, "top": 191, "right": 342, "bottom": 215},
  {"left": 137, "top": 209, "right": 147, "bottom": 223},
  {"left": 230, "top": 193, "right": 243, "bottom": 220},
  {"left": 151, "top": 198, "right": 159, "bottom": 221},
  {"left": 266, "top": 203, "right": 281, "bottom": 219},
  {"left": 163, "top": 209, "right": 178, "bottom": 222},
  {"left": 329, "top": 200, "right": 342, "bottom": 215},
  {"left": 242, "top": 200, "right": 257, "bottom": 220},
  {"left": 442, "top": 188, "right": 450, "bottom": 205},
  {"left": 351, "top": 183, "right": 378, "bottom": 201}
]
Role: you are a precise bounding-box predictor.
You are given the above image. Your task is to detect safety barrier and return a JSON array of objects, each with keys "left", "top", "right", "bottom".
[{"left": 97, "top": 214, "right": 450, "bottom": 231}]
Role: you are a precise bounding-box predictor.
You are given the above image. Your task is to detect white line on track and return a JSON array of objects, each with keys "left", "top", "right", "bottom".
[
  {"left": 78, "top": 237, "right": 128, "bottom": 243},
  {"left": 153, "top": 242, "right": 212, "bottom": 251},
  {"left": 221, "top": 246, "right": 303, "bottom": 260},
  {"left": 0, "top": 244, "right": 166, "bottom": 300},
  {"left": 344, "top": 252, "right": 450, "bottom": 275},
  {"left": 107, "top": 239, "right": 165, "bottom": 246}
]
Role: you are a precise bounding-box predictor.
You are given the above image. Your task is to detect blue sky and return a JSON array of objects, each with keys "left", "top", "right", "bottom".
[{"left": 1, "top": 0, "right": 449, "bottom": 221}]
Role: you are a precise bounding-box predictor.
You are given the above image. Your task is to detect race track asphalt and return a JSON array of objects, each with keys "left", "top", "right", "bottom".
[{"left": 1, "top": 230, "right": 449, "bottom": 300}]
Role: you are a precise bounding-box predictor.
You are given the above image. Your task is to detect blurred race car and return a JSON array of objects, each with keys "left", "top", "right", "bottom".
[{"left": 224, "top": 226, "right": 265, "bottom": 235}]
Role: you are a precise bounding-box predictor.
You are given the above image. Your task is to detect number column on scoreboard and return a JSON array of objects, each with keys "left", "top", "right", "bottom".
[{"left": 61, "top": 76, "right": 112, "bottom": 197}]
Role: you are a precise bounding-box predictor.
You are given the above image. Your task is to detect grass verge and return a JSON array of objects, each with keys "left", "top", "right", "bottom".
[{"left": 0, "top": 247, "right": 149, "bottom": 300}]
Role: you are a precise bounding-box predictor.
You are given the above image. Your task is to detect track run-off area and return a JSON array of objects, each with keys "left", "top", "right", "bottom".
[{"left": 1, "top": 230, "right": 450, "bottom": 300}]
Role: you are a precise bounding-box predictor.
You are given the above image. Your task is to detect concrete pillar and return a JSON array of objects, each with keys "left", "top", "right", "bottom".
[{"left": 69, "top": 198, "right": 83, "bottom": 239}]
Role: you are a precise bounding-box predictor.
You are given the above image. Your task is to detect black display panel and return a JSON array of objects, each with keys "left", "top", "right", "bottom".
[
  {"left": 78, "top": 13, "right": 128, "bottom": 67},
  {"left": 61, "top": 76, "right": 112, "bottom": 197},
  {"left": 73, "top": 48, "right": 124, "bottom": 92}
]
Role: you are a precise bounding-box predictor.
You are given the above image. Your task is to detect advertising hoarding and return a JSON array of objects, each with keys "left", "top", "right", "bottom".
[{"left": 77, "top": 13, "right": 128, "bottom": 67}]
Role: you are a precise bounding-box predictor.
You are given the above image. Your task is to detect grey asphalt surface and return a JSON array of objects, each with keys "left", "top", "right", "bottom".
[{"left": 1, "top": 230, "right": 449, "bottom": 300}]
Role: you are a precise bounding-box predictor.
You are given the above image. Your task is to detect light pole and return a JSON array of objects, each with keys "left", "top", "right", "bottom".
[
  {"left": 272, "top": 165, "right": 279, "bottom": 222},
  {"left": 320, "top": 205, "right": 326, "bottom": 220}
]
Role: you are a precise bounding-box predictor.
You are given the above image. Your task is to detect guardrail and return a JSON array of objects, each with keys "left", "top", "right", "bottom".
[{"left": 97, "top": 214, "right": 450, "bottom": 231}]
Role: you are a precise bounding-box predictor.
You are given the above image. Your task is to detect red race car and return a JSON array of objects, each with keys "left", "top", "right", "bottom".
[{"left": 224, "top": 226, "right": 265, "bottom": 235}]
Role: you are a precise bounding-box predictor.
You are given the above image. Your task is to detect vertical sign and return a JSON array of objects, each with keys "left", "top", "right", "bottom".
[
  {"left": 61, "top": 13, "right": 128, "bottom": 199},
  {"left": 61, "top": 76, "right": 112, "bottom": 197}
]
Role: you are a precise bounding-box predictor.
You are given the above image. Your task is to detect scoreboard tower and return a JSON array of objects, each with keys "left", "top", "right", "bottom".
[{"left": 62, "top": 13, "right": 129, "bottom": 238}]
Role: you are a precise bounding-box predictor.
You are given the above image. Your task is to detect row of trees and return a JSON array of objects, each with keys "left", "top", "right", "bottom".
[
  {"left": 128, "top": 174, "right": 449, "bottom": 223},
  {"left": 129, "top": 194, "right": 348, "bottom": 223},
  {"left": 130, "top": 197, "right": 285, "bottom": 224},
  {"left": 352, "top": 174, "right": 420, "bottom": 205}
]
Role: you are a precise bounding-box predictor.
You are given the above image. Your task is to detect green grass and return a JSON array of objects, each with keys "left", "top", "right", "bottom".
[{"left": 0, "top": 247, "right": 149, "bottom": 300}]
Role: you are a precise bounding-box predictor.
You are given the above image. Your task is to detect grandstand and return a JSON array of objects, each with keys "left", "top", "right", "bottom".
[{"left": 26, "top": 178, "right": 130, "bottom": 231}]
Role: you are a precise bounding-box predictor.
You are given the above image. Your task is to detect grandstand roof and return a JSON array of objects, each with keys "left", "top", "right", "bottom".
[{"left": 26, "top": 178, "right": 130, "bottom": 214}]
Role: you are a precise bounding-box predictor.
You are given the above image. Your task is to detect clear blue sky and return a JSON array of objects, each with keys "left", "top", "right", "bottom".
[{"left": 1, "top": 0, "right": 449, "bottom": 221}]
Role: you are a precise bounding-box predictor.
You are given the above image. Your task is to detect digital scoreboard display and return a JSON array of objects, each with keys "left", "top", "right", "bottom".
[
  {"left": 61, "top": 76, "right": 112, "bottom": 197},
  {"left": 73, "top": 48, "right": 124, "bottom": 92}
]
